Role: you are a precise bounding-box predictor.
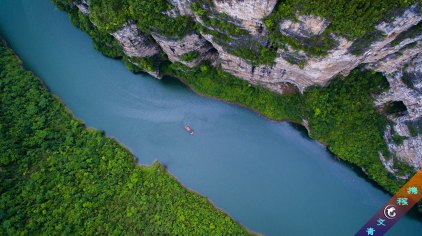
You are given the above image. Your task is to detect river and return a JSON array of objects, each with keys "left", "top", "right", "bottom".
[{"left": 1, "top": 0, "right": 421, "bottom": 235}]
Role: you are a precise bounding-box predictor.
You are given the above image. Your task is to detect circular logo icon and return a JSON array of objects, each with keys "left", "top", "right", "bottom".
[{"left": 384, "top": 205, "right": 397, "bottom": 219}]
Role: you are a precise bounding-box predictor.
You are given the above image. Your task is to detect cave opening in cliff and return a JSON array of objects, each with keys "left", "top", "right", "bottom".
[{"left": 383, "top": 100, "right": 408, "bottom": 117}]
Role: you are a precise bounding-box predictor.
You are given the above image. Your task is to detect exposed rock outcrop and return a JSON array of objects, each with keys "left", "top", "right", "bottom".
[
  {"left": 168, "top": 0, "right": 194, "bottom": 16},
  {"left": 151, "top": 33, "right": 215, "bottom": 67},
  {"left": 365, "top": 14, "right": 422, "bottom": 171},
  {"left": 74, "top": 1, "right": 422, "bottom": 171},
  {"left": 375, "top": 52, "right": 422, "bottom": 171},
  {"left": 202, "top": 3, "right": 421, "bottom": 171},
  {"left": 383, "top": 121, "right": 422, "bottom": 171},
  {"left": 212, "top": 0, "right": 277, "bottom": 34},
  {"left": 374, "top": 51, "right": 422, "bottom": 120},
  {"left": 196, "top": 5, "right": 422, "bottom": 94},
  {"left": 201, "top": 32, "right": 316, "bottom": 93},
  {"left": 162, "top": 8, "right": 180, "bottom": 18},
  {"left": 280, "top": 15, "right": 329, "bottom": 38},
  {"left": 75, "top": 0, "right": 89, "bottom": 15},
  {"left": 111, "top": 21, "right": 161, "bottom": 77},
  {"left": 212, "top": 0, "right": 277, "bottom": 21},
  {"left": 111, "top": 21, "right": 160, "bottom": 58}
]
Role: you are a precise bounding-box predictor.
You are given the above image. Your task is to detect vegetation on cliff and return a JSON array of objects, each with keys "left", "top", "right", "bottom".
[
  {"left": 51, "top": 0, "right": 421, "bottom": 216},
  {"left": 128, "top": 0, "right": 195, "bottom": 38},
  {"left": 56, "top": 0, "right": 422, "bottom": 66},
  {"left": 52, "top": 0, "right": 418, "bottom": 194},
  {"left": 165, "top": 62, "right": 304, "bottom": 122},
  {"left": 192, "top": 1, "right": 279, "bottom": 66},
  {"left": 163, "top": 62, "right": 413, "bottom": 193},
  {"left": 180, "top": 51, "right": 199, "bottom": 62},
  {"left": 0, "top": 40, "right": 249, "bottom": 235},
  {"left": 68, "top": 9, "right": 124, "bottom": 58},
  {"left": 390, "top": 21, "right": 422, "bottom": 46},
  {"left": 303, "top": 70, "right": 414, "bottom": 188},
  {"left": 82, "top": 0, "right": 195, "bottom": 38},
  {"left": 264, "top": 0, "right": 419, "bottom": 56},
  {"left": 266, "top": 0, "right": 418, "bottom": 40}
]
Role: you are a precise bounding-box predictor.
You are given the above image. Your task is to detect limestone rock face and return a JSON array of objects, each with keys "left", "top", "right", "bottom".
[
  {"left": 375, "top": 52, "right": 422, "bottom": 170},
  {"left": 168, "top": 0, "right": 194, "bottom": 16},
  {"left": 75, "top": 0, "right": 89, "bottom": 15},
  {"left": 384, "top": 121, "right": 422, "bottom": 170},
  {"left": 374, "top": 48, "right": 422, "bottom": 120},
  {"left": 280, "top": 15, "right": 329, "bottom": 38},
  {"left": 361, "top": 13, "right": 422, "bottom": 172},
  {"left": 196, "top": 3, "right": 422, "bottom": 170},
  {"left": 111, "top": 21, "right": 159, "bottom": 58},
  {"left": 151, "top": 33, "right": 215, "bottom": 67},
  {"left": 212, "top": 0, "right": 277, "bottom": 21},
  {"left": 376, "top": 7, "right": 422, "bottom": 35},
  {"left": 201, "top": 32, "right": 317, "bottom": 93},
  {"left": 73, "top": 1, "right": 422, "bottom": 170},
  {"left": 199, "top": 5, "right": 422, "bottom": 93},
  {"left": 162, "top": 8, "right": 180, "bottom": 18},
  {"left": 212, "top": 0, "right": 277, "bottom": 34}
]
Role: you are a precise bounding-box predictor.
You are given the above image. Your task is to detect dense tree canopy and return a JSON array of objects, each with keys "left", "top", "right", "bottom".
[
  {"left": 264, "top": 0, "right": 420, "bottom": 55},
  {"left": 50, "top": 0, "right": 421, "bottom": 216},
  {"left": 54, "top": 0, "right": 196, "bottom": 38},
  {"left": 164, "top": 62, "right": 414, "bottom": 194},
  {"left": 53, "top": 0, "right": 422, "bottom": 64},
  {"left": 0, "top": 40, "right": 249, "bottom": 235}
]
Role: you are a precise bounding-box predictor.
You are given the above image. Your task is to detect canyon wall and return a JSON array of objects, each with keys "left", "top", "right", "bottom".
[{"left": 73, "top": 0, "right": 422, "bottom": 175}]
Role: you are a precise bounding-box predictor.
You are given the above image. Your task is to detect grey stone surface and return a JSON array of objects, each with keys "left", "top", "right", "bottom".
[
  {"left": 280, "top": 15, "right": 330, "bottom": 38},
  {"left": 75, "top": 2, "right": 422, "bottom": 171},
  {"left": 375, "top": 52, "right": 422, "bottom": 171},
  {"left": 212, "top": 0, "right": 277, "bottom": 34},
  {"left": 168, "top": 0, "right": 194, "bottom": 16},
  {"left": 151, "top": 33, "right": 215, "bottom": 68},
  {"left": 75, "top": 0, "right": 89, "bottom": 15},
  {"left": 111, "top": 21, "right": 159, "bottom": 58},
  {"left": 198, "top": 5, "right": 422, "bottom": 93}
]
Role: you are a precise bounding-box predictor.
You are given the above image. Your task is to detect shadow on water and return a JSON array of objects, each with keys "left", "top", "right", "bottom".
[
  {"left": 289, "top": 122, "right": 311, "bottom": 140},
  {"left": 162, "top": 75, "right": 422, "bottom": 220},
  {"left": 289, "top": 123, "right": 388, "bottom": 191},
  {"left": 161, "top": 75, "right": 189, "bottom": 90},
  {"left": 289, "top": 123, "right": 422, "bottom": 221},
  {"left": 161, "top": 76, "right": 422, "bottom": 220},
  {"left": 2, "top": 0, "right": 422, "bottom": 234}
]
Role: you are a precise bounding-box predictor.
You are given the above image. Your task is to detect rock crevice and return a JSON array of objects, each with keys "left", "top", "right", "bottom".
[
  {"left": 111, "top": 21, "right": 160, "bottom": 58},
  {"left": 75, "top": 1, "right": 422, "bottom": 171}
]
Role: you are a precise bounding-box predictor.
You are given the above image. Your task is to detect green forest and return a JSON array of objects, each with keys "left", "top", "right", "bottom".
[
  {"left": 0, "top": 40, "right": 249, "bottom": 235},
  {"left": 164, "top": 63, "right": 413, "bottom": 194},
  {"left": 265, "top": 0, "right": 418, "bottom": 40},
  {"left": 264, "top": 0, "right": 419, "bottom": 55},
  {"left": 53, "top": 0, "right": 421, "bottom": 65},
  {"left": 50, "top": 0, "right": 421, "bottom": 214},
  {"left": 1, "top": 0, "right": 421, "bottom": 234}
]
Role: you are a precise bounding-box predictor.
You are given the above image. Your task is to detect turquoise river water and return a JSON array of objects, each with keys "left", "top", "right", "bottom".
[{"left": 1, "top": 0, "right": 422, "bottom": 235}]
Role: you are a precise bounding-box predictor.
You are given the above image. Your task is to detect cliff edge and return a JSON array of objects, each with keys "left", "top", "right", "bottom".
[{"left": 55, "top": 0, "right": 422, "bottom": 198}]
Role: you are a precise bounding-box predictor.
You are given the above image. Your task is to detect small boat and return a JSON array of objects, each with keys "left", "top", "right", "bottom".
[{"left": 184, "top": 124, "right": 194, "bottom": 135}]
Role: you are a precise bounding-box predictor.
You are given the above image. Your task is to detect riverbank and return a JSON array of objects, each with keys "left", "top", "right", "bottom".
[
  {"left": 165, "top": 63, "right": 422, "bottom": 215},
  {"left": 3, "top": 1, "right": 422, "bottom": 233},
  {"left": 56, "top": 2, "right": 421, "bottom": 213},
  {"left": 0, "top": 38, "right": 251, "bottom": 235},
  {"left": 162, "top": 61, "right": 413, "bottom": 192}
]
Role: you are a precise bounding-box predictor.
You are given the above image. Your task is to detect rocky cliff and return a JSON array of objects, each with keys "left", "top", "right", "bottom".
[{"left": 67, "top": 0, "right": 421, "bottom": 182}]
